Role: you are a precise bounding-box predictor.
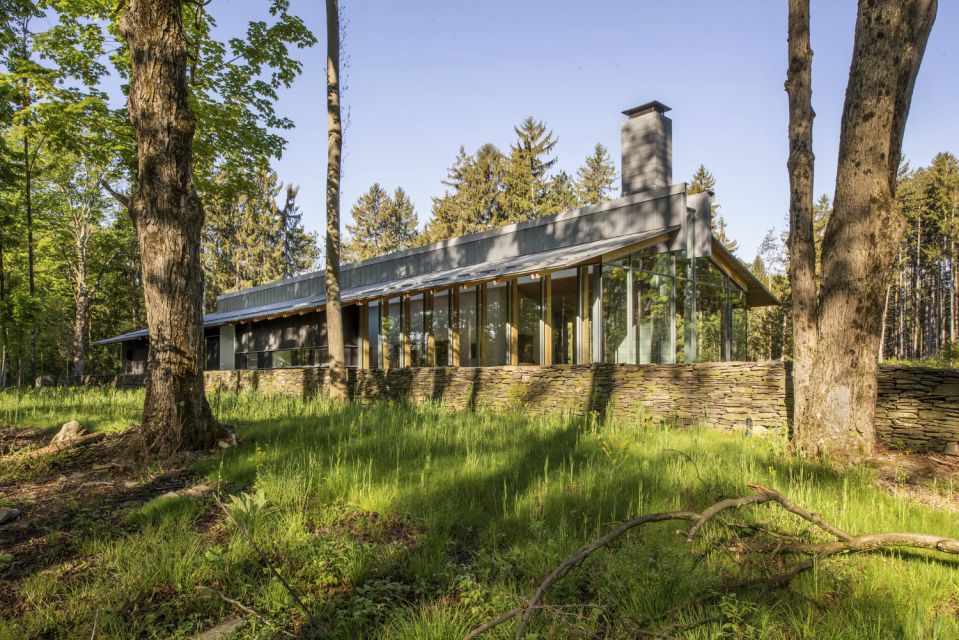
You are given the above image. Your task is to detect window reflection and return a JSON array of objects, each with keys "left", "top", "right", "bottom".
[
  {"left": 551, "top": 269, "right": 578, "bottom": 365},
  {"left": 483, "top": 282, "right": 509, "bottom": 366},
  {"left": 516, "top": 277, "right": 542, "bottom": 365}
]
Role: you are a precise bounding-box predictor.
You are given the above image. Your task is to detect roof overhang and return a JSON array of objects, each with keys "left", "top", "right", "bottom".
[{"left": 710, "top": 238, "right": 780, "bottom": 307}]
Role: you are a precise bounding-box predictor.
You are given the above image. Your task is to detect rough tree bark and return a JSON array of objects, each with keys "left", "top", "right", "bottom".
[
  {"left": 795, "top": 0, "right": 937, "bottom": 462},
  {"left": 324, "top": 0, "right": 347, "bottom": 400},
  {"left": 785, "top": 0, "right": 817, "bottom": 442},
  {"left": 119, "top": 0, "right": 222, "bottom": 455}
]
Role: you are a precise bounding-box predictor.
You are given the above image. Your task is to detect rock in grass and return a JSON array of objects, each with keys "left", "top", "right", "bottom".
[
  {"left": 51, "top": 420, "right": 85, "bottom": 444},
  {"left": 194, "top": 617, "right": 245, "bottom": 640},
  {"left": 0, "top": 507, "right": 21, "bottom": 526}
]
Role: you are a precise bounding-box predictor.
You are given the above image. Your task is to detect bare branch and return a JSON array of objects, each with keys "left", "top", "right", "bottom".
[
  {"left": 466, "top": 484, "right": 959, "bottom": 640},
  {"left": 99, "top": 180, "right": 130, "bottom": 208}
]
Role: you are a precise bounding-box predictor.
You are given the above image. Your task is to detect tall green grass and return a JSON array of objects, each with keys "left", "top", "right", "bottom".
[
  {"left": 0, "top": 386, "right": 143, "bottom": 433},
  {"left": 1, "top": 388, "right": 957, "bottom": 639}
]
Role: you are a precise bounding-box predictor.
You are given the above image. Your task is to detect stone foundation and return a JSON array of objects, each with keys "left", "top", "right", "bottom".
[{"left": 92, "top": 362, "right": 957, "bottom": 453}]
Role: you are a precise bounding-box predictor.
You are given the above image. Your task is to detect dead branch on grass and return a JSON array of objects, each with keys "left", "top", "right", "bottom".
[{"left": 464, "top": 484, "right": 959, "bottom": 640}]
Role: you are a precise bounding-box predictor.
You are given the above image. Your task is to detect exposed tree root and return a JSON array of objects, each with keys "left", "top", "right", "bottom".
[{"left": 465, "top": 483, "right": 959, "bottom": 640}]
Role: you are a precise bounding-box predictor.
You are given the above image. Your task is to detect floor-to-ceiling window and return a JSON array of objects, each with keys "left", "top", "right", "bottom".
[
  {"left": 483, "top": 281, "right": 510, "bottom": 366},
  {"left": 516, "top": 276, "right": 542, "bottom": 365},
  {"left": 385, "top": 296, "right": 403, "bottom": 367},
  {"left": 432, "top": 289, "right": 451, "bottom": 366},
  {"left": 633, "top": 266, "right": 674, "bottom": 364},
  {"left": 459, "top": 285, "right": 479, "bottom": 366},
  {"left": 409, "top": 293, "right": 427, "bottom": 367},
  {"left": 730, "top": 288, "right": 748, "bottom": 361},
  {"left": 368, "top": 300, "right": 380, "bottom": 368},
  {"left": 551, "top": 269, "right": 578, "bottom": 365},
  {"left": 602, "top": 258, "right": 630, "bottom": 363},
  {"left": 597, "top": 248, "right": 749, "bottom": 364}
]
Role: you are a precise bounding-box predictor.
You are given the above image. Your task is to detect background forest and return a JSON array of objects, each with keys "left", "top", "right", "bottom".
[{"left": 0, "top": 2, "right": 955, "bottom": 386}]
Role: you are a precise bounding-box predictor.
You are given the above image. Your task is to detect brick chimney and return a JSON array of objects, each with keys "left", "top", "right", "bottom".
[{"left": 620, "top": 101, "right": 672, "bottom": 195}]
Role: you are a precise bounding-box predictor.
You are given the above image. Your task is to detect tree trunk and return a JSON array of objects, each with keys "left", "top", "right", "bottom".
[
  {"left": 785, "top": 0, "right": 817, "bottom": 443},
  {"left": 119, "top": 0, "right": 221, "bottom": 456},
  {"left": 324, "top": 0, "right": 347, "bottom": 401},
  {"left": 72, "top": 289, "right": 88, "bottom": 378},
  {"left": 878, "top": 284, "right": 891, "bottom": 361},
  {"left": 23, "top": 136, "right": 37, "bottom": 385},
  {"left": 797, "top": 0, "right": 937, "bottom": 463}
]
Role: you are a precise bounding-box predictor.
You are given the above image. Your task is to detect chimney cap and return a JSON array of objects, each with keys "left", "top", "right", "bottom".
[{"left": 622, "top": 100, "right": 672, "bottom": 118}]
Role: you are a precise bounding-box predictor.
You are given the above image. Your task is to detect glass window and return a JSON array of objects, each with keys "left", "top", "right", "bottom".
[
  {"left": 432, "top": 290, "right": 451, "bottom": 366},
  {"left": 634, "top": 268, "right": 674, "bottom": 364},
  {"left": 409, "top": 293, "right": 427, "bottom": 367},
  {"left": 674, "top": 275, "right": 693, "bottom": 363},
  {"left": 517, "top": 276, "right": 542, "bottom": 365},
  {"left": 635, "top": 250, "right": 673, "bottom": 276},
  {"left": 273, "top": 349, "right": 293, "bottom": 368},
  {"left": 696, "top": 284, "right": 727, "bottom": 362},
  {"left": 730, "top": 288, "right": 748, "bottom": 361},
  {"left": 695, "top": 257, "right": 727, "bottom": 287},
  {"left": 602, "top": 258, "right": 630, "bottom": 363},
  {"left": 483, "top": 281, "right": 510, "bottom": 366},
  {"left": 385, "top": 296, "right": 403, "bottom": 367},
  {"left": 367, "top": 301, "right": 380, "bottom": 368},
  {"left": 459, "top": 285, "right": 479, "bottom": 366},
  {"left": 550, "top": 269, "right": 578, "bottom": 365}
]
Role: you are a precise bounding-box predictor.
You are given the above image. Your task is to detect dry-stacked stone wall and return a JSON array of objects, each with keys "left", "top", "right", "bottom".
[
  {"left": 206, "top": 362, "right": 792, "bottom": 433},
  {"left": 99, "top": 362, "right": 957, "bottom": 453},
  {"left": 874, "top": 365, "right": 959, "bottom": 452}
]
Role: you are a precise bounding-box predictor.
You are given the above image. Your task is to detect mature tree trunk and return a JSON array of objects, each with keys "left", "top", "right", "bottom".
[
  {"left": 23, "top": 136, "right": 37, "bottom": 385},
  {"left": 324, "top": 0, "right": 347, "bottom": 400},
  {"left": 119, "top": 0, "right": 221, "bottom": 455},
  {"left": 795, "top": 0, "right": 937, "bottom": 463},
  {"left": 785, "top": 0, "right": 817, "bottom": 439}
]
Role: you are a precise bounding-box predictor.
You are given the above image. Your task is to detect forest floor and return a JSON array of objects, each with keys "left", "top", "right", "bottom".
[{"left": 1, "top": 388, "right": 958, "bottom": 639}]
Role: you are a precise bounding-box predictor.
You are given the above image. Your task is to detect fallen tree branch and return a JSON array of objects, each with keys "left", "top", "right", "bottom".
[
  {"left": 464, "top": 484, "right": 959, "bottom": 640},
  {"left": 198, "top": 585, "right": 300, "bottom": 639},
  {"left": 19, "top": 432, "right": 106, "bottom": 460}
]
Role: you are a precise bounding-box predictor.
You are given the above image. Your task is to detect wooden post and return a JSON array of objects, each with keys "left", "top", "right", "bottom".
[
  {"left": 402, "top": 295, "right": 412, "bottom": 367},
  {"left": 359, "top": 303, "right": 369, "bottom": 369},
  {"left": 425, "top": 290, "right": 436, "bottom": 367},
  {"left": 451, "top": 287, "right": 461, "bottom": 367},
  {"left": 479, "top": 284, "right": 488, "bottom": 366},
  {"left": 381, "top": 296, "right": 391, "bottom": 369},
  {"left": 543, "top": 274, "right": 553, "bottom": 366},
  {"left": 509, "top": 280, "right": 519, "bottom": 366},
  {"left": 579, "top": 266, "right": 592, "bottom": 364}
]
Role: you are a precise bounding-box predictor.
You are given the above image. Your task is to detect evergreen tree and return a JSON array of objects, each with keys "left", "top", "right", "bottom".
[
  {"left": 425, "top": 144, "right": 506, "bottom": 242},
  {"left": 278, "top": 184, "right": 319, "bottom": 278},
  {"left": 502, "top": 117, "right": 558, "bottom": 221},
  {"left": 576, "top": 143, "right": 617, "bottom": 206},
  {"left": 688, "top": 164, "right": 738, "bottom": 253},
  {"left": 346, "top": 183, "right": 419, "bottom": 261},
  {"left": 546, "top": 170, "right": 579, "bottom": 213}
]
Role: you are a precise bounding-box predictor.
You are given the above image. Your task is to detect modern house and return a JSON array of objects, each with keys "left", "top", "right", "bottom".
[{"left": 97, "top": 102, "right": 778, "bottom": 374}]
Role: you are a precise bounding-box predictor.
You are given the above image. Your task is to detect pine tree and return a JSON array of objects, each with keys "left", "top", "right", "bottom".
[
  {"left": 346, "top": 183, "right": 419, "bottom": 261},
  {"left": 502, "top": 117, "right": 558, "bottom": 221},
  {"left": 425, "top": 144, "right": 506, "bottom": 242},
  {"left": 278, "top": 184, "right": 319, "bottom": 277},
  {"left": 688, "top": 164, "right": 716, "bottom": 194},
  {"left": 576, "top": 143, "right": 617, "bottom": 206},
  {"left": 688, "top": 164, "right": 739, "bottom": 253},
  {"left": 546, "top": 171, "right": 579, "bottom": 213}
]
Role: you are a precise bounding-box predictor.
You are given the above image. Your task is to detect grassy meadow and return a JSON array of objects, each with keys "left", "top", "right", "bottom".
[{"left": 1, "top": 387, "right": 958, "bottom": 639}]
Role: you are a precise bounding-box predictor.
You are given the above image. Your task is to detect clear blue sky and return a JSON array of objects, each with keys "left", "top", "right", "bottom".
[{"left": 211, "top": 0, "right": 958, "bottom": 261}]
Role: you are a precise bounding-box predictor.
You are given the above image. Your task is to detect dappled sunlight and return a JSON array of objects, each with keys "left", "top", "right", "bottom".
[{"left": 2, "top": 389, "right": 958, "bottom": 638}]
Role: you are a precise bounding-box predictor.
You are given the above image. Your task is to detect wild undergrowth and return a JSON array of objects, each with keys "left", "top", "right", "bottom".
[{"left": 1, "top": 387, "right": 957, "bottom": 639}]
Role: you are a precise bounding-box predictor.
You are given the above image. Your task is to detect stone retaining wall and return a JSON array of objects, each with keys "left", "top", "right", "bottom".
[
  {"left": 108, "top": 362, "right": 957, "bottom": 453},
  {"left": 874, "top": 365, "right": 959, "bottom": 452}
]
